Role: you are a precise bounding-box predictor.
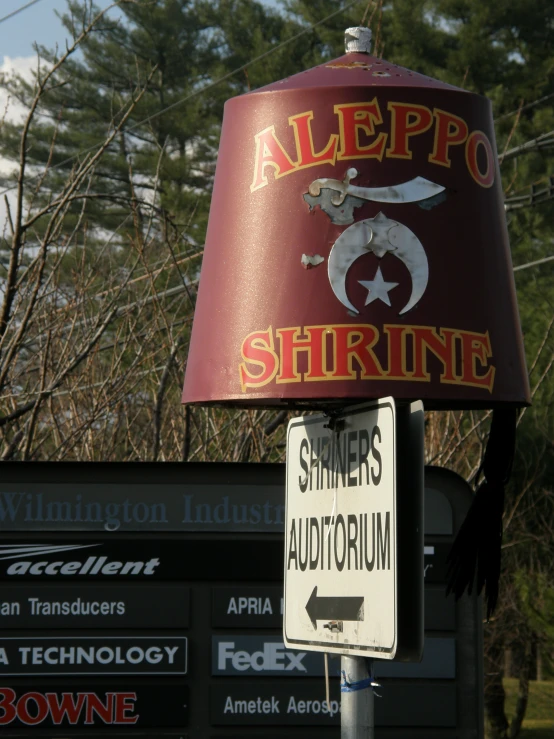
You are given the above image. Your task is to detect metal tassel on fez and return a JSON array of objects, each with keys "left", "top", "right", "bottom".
[{"left": 327, "top": 212, "right": 429, "bottom": 315}]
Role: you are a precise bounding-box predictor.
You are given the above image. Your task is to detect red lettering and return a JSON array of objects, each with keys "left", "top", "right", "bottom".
[
  {"left": 331, "top": 325, "right": 384, "bottom": 378},
  {"left": 383, "top": 325, "right": 410, "bottom": 378},
  {"left": 250, "top": 126, "right": 296, "bottom": 191},
  {"left": 386, "top": 102, "right": 433, "bottom": 159},
  {"left": 0, "top": 688, "right": 17, "bottom": 725},
  {"left": 114, "top": 693, "right": 139, "bottom": 725},
  {"left": 239, "top": 328, "right": 279, "bottom": 390},
  {"left": 238, "top": 323, "right": 496, "bottom": 394},
  {"left": 17, "top": 693, "right": 49, "bottom": 726},
  {"left": 47, "top": 692, "right": 87, "bottom": 725},
  {"left": 411, "top": 327, "right": 458, "bottom": 383},
  {"left": 429, "top": 109, "right": 468, "bottom": 167},
  {"left": 334, "top": 101, "right": 387, "bottom": 160},
  {"left": 465, "top": 130, "right": 495, "bottom": 188},
  {"left": 0, "top": 690, "right": 140, "bottom": 728},
  {"left": 276, "top": 326, "right": 328, "bottom": 382},
  {"left": 289, "top": 111, "right": 338, "bottom": 168},
  {"left": 85, "top": 693, "right": 114, "bottom": 725},
  {"left": 459, "top": 330, "right": 495, "bottom": 390}
]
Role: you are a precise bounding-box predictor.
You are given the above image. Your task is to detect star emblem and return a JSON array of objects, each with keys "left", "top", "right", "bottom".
[
  {"left": 367, "top": 212, "right": 399, "bottom": 258},
  {"left": 359, "top": 267, "right": 399, "bottom": 307}
]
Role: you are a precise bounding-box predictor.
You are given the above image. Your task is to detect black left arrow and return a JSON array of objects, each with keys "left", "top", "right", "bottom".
[{"left": 305, "top": 586, "right": 364, "bottom": 629}]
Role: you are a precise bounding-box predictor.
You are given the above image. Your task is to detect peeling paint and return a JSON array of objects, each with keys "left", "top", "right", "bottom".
[
  {"left": 303, "top": 190, "right": 364, "bottom": 225},
  {"left": 301, "top": 253, "right": 325, "bottom": 269},
  {"left": 307, "top": 168, "right": 445, "bottom": 210},
  {"left": 418, "top": 190, "right": 448, "bottom": 210},
  {"left": 326, "top": 62, "right": 373, "bottom": 71}
]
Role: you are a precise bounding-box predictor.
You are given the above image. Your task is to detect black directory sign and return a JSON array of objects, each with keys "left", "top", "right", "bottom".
[
  {"left": 0, "top": 584, "right": 189, "bottom": 629},
  {"left": 210, "top": 681, "right": 457, "bottom": 727},
  {"left": 212, "top": 585, "right": 455, "bottom": 632},
  {"left": 210, "top": 681, "right": 340, "bottom": 726},
  {"left": 6, "top": 735, "right": 189, "bottom": 739},
  {"left": 0, "top": 463, "right": 285, "bottom": 533},
  {"left": 0, "top": 461, "right": 483, "bottom": 739},
  {"left": 212, "top": 587, "right": 283, "bottom": 628},
  {"left": 0, "top": 682, "right": 188, "bottom": 729},
  {"left": 0, "top": 538, "right": 282, "bottom": 582},
  {"left": 0, "top": 636, "right": 187, "bottom": 676},
  {"left": 212, "top": 636, "right": 455, "bottom": 679},
  {"left": 423, "top": 543, "right": 450, "bottom": 583},
  {"left": 213, "top": 636, "right": 325, "bottom": 677},
  {"left": 22, "top": 735, "right": 188, "bottom": 739},
  {"left": 425, "top": 587, "right": 455, "bottom": 630},
  {"left": 0, "top": 538, "right": 448, "bottom": 583},
  {"left": 0, "top": 540, "right": 169, "bottom": 581}
]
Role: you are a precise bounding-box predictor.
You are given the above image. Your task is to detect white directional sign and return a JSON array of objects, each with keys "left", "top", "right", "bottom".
[{"left": 283, "top": 398, "right": 396, "bottom": 658}]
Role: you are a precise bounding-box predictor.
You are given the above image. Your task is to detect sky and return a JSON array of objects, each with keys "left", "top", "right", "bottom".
[
  {"left": 0, "top": 0, "right": 280, "bottom": 229},
  {"left": 0, "top": 0, "right": 121, "bottom": 123},
  {"left": 1, "top": 0, "right": 281, "bottom": 63},
  {"left": 0, "top": 0, "right": 124, "bottom": 231},
  {"left": 1, "top": 0, "right": 119, "bottom": 62}
]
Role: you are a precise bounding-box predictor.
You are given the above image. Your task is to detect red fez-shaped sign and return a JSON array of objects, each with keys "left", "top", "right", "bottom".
[{"left": 183, "top": 28, "right": 530, "bottom": 410}]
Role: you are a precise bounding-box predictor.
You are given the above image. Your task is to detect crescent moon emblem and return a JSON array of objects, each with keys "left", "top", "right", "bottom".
[{"left": 327, "top": 212, "right": 429, "bottom": 315}]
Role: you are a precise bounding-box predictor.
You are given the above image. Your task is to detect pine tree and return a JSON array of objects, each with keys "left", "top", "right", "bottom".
[
  {"left": 0, "top": 0, "right": 316, "bottom": 242},
  {"left": 0, "top": 0, "right": 328, "bottom": 462}
]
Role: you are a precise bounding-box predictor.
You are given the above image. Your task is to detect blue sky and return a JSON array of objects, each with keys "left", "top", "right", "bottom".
[
  {"left": 1, "top": 0, "right": 118, "bottom": 62},
  {"left": 1, "top": 0, "right": 281, "bottom": 63},
  {"left": 0, "top": 0, "right": 117, "bottom": 63}
]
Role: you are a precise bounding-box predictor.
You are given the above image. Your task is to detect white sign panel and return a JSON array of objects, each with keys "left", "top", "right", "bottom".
[{"left": 283, "top": 399, "right": 396, "bottom": 658}]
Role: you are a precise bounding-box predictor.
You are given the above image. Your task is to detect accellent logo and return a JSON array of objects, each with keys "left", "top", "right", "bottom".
[
  {"left": 0, "top": 688, "right": 138, "bottom": 725},
  {"left": 0, "top": 545, "right": 160, "bottom": 577}
]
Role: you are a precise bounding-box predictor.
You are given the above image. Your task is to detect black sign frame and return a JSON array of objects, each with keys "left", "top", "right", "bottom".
[
  {"left": 0, "top": 462, "right": 483, "bottom": 739},
  {"left": 0, "top": 636, "right": 187, "bottom": 676},
  {"left": 0, "top": 584, "right": 189, "bottom": 629}
]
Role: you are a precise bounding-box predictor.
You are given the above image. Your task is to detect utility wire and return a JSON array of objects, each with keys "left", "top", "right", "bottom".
[
  {"left": 124, "top": 0, "right": 360, "bottom": 132},
  {"left": 0, "top": 0, "right": 44, "bottom": 25},
  {"left": 16, "top": 234, "right": 554, "bottom": 361},
  {"left": 5, "top": 245, "right": 554, "bottom": 398},
  {"left": 502, "top": 130, "right": 554, "bottom": 162},
  {"left": 495, "top": 92, "right": 554, "bottom": 123},
  {"left": 505, "top": 176, "right": 554, "bottom": 211},
  {"left": 513, "top": 254, "right": 554, "bottom": 273},
  {"left": 18, "top": 279, "right": 196, "bottom": 352},
  {"left": 0, "top": 0, "right": 361, "bottom": 198}
]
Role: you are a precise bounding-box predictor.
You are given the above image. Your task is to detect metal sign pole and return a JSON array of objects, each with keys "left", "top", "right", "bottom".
[{"left": 341, "top": 655, "right": 374, "bottom": 739}]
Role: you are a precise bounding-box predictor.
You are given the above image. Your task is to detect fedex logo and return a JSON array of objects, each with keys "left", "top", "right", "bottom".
[{"left": 217, "top": 641, "right": 307, "bottom": 673}]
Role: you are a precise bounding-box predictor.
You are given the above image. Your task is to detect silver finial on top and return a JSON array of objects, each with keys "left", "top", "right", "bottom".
[{"left": 345, "top": 27, "right": 372, "bottom": 54}]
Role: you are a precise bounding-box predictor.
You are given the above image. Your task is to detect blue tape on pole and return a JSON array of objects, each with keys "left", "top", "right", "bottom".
[{"left": 340, "top": 671, "right": 372, "bottom": 693}]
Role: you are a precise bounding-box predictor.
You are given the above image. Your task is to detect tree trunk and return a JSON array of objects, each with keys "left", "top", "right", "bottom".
[
  {"left": 485, "top": 643, "right": 509, "bottom": 739},
  {"left": 509, "top": 648, "right": 533, "bottom": 738},
  {"left": 536, "top": 647, "right": 543, "bottom": 682},
  {"left": 504, "top": 649, "right": 513, "bottom": 678}
]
